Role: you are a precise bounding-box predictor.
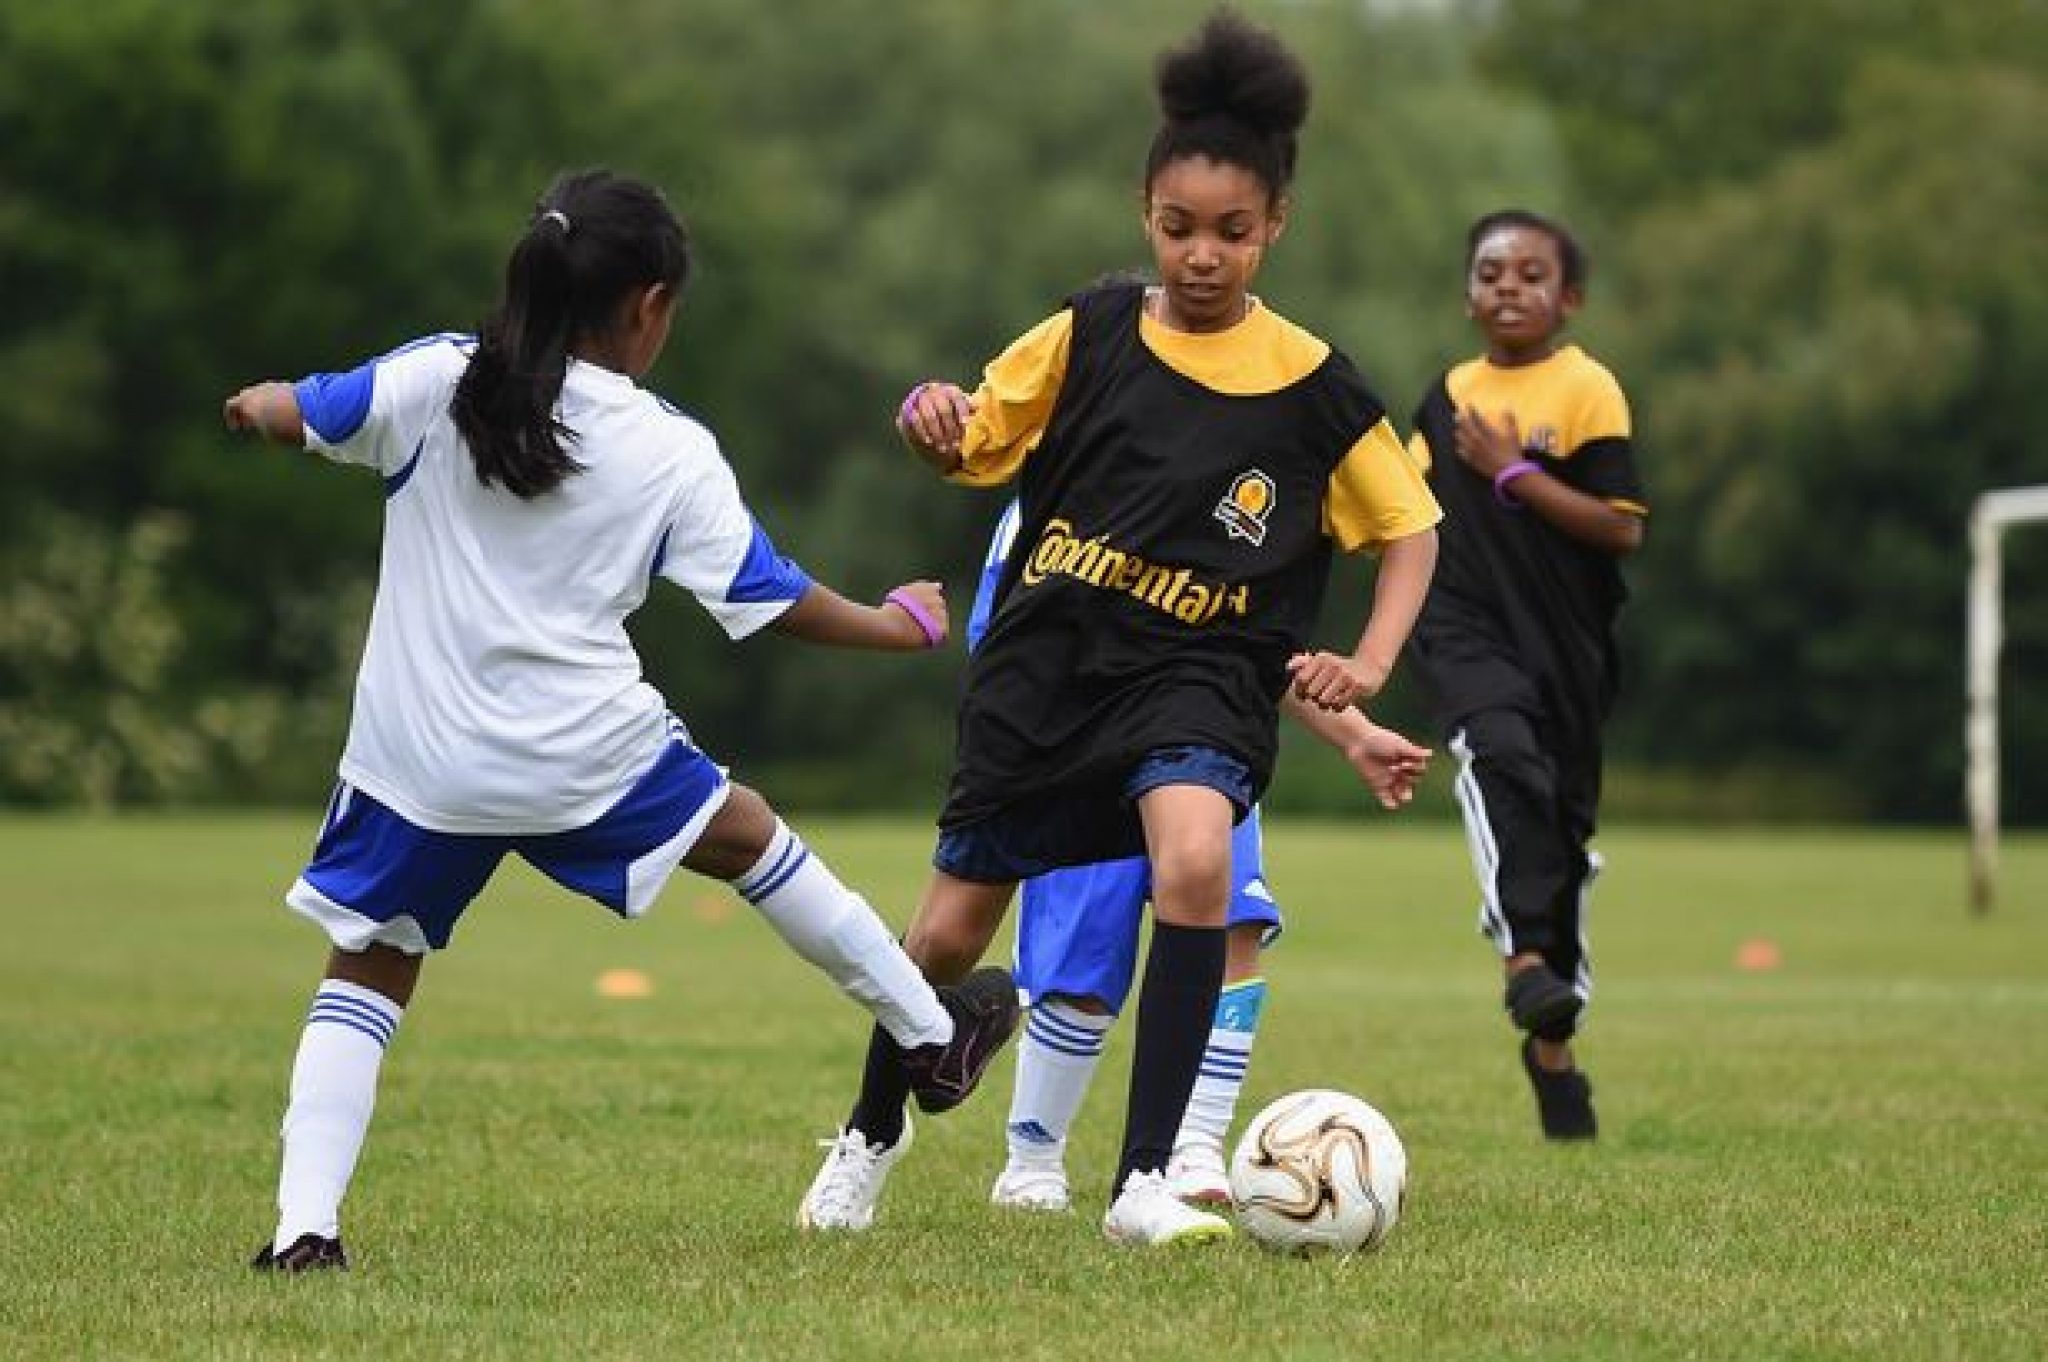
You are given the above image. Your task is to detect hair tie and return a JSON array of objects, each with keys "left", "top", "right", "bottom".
[
  {"left": 885, "top": 588, "right": 945, "bottom": 648},
  {"left": 897, "top": 381, "right": 933, "bottom": 429},
  {"left": 539, "top": 209, "right": 572, "bottom": 236},
  {"left": 1493, "top": 458, "right": 1541, "bottom": 509}
]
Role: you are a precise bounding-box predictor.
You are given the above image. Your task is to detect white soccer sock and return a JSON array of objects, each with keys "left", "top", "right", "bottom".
[
  {"left": 1174, "top": 978, "right": 1266, "bottom": 1151},
  {"left": 1005, "top": 998, "right": 1113, "bottom": 1164},
  {"left": 274, "top": 978, "right": 403, "bottom": 1250},
  {"left": 733, "top": 820, "right": 951, "bottom": 1050}
]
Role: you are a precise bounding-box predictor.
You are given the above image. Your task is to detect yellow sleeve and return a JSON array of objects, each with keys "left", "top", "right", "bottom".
[
  {"left": 1571, "top": 363, "right": 1632, "bottom": 446},
  {"left": 1324, "top": 417, "right": 1444, "bottom": 553},
  {"left": 946, "top": 310, "right": 1073, "bottom": 488}
]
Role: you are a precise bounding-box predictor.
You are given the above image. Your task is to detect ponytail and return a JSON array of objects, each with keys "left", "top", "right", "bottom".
[
  {"left": 451, "top": 170, "right": 691, "bottom": 498},
  {"left": 452, "top": 213, "right": 579, "bottom": 497}
]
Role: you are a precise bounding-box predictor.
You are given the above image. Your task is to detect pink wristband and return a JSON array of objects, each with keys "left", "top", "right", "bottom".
[
  {"left": 885, "top": 588, "right": 943, "bottom": 647},
  {"left": 897, "top": 381, "right": 932, "bottom": 429},
  {"left": 1493, "top": 458, "right": 1541, "bottom": 508}
]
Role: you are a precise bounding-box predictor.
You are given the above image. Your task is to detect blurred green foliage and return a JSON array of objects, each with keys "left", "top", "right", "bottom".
[{"left": 1, "top": 0, "right": 2042, "bottom": 821}]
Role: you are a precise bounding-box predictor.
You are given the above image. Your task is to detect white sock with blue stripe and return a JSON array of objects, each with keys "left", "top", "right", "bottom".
[
  {"left": 1005, "top": 997, "right": 1114, "bottom": 1165},
  {"left": 1174, "top": 977, "right": 1266, "bottom": 1152},
  {"left": 273, "top": 978, "right": 403, "bottom": 1250},
  {"left": 733, "top": 819, "right": 951, "bottom": 1049}
]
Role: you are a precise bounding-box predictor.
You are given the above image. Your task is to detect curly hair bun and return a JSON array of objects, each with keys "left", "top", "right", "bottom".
[{"left": 1155, "top": 9, "right": 1309, "bottom": 139}]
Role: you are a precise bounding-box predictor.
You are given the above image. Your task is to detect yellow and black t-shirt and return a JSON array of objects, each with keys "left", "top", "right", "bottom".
[
  {"left": 942, "top": 280, "right": 1440, "bottom": 832},
  {"left": 1407, "top": 344, "right": 1645, "bottom": 746}
]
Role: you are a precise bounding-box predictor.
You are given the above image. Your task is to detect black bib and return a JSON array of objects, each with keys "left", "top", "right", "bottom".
[{"left": 943, "top": 283, "right": 1388, "bottom": 829}]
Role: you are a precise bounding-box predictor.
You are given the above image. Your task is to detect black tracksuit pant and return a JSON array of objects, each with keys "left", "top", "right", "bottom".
[{"left": 1447, "top": 705, "right": 1603, "bottom": 1036}]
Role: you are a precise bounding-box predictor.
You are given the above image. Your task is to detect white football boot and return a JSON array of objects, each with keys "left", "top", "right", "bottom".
[
  {"left": 989, "top": 1157, "right": 1072, "bottom": 1213},
  {"left": 1164, "top": 1138, "right": 1232, "bottom": 1208},
  {"left": 797, "top": 1117, "right": 911, "bottom": 1232},
  {"left": 1102, "top": 1169, "right": 1232, "bottom": 1247}
]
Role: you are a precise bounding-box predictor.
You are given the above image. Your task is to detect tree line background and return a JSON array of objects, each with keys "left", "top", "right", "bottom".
[{"left": 3, "top": 0, "right": 2044, "bottom": 823}]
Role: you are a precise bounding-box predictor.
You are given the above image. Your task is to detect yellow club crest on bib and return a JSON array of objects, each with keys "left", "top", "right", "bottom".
[{"left": 1216, "top": 469, "right": 1276, "bottom": 546}]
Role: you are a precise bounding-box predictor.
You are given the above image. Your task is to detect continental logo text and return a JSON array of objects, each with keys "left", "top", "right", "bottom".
[{"left": 1021, "top": 519, "right": 1250, "bottom": 625}]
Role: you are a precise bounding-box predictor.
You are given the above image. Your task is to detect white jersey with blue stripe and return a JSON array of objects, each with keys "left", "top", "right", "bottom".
[
  {"left": 295, "top": 335, "right": 810, "bottom": 835},
  {"left": 966, "top": 498, "right": 1023, "bottom": 652}
]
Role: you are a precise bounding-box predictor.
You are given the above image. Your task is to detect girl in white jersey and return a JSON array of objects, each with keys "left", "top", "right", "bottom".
[{"left": 223, "top": 169, "right": 1018, "bottom": 1272}]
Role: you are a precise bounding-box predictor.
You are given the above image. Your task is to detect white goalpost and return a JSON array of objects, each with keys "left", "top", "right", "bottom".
[{"left": 1966, "top": 485, "right": 2048, "bottom": 913}]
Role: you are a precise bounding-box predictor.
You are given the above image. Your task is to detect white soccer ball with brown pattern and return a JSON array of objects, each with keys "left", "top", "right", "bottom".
[{"left": 1228, "top": 1089, "right": 1407, "bottom": 1256}]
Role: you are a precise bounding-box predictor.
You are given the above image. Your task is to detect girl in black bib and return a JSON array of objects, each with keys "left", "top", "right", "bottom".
[{"left": 799, "top": 10, "right": 1440, "bottom": 1246}]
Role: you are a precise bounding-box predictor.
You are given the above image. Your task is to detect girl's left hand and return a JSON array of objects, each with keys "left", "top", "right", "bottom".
[
  {"left": 1286, "top": 650, "right": 1385, "bottom": 710},
  {"left": 1453, "top": 405, "right": 1523, "bottom": 477},
  {"left": 1344, "top": 727, "right": 1431, "bottom": 810}
]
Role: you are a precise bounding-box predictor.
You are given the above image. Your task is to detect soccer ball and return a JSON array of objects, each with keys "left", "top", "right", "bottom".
[{"left": 1229, "top": 1088, "right": 1407, "bottom": 1256}]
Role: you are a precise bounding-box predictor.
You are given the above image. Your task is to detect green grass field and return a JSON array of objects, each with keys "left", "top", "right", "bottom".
[{"left": 3, "top": 816, "right": 2044, "bottom": 1360}]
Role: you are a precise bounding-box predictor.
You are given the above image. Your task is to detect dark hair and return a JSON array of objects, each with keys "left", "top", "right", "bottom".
[
  {"left": 1466, "top": 209, "right": 1589, "bottom": 292},
  {"left": 450, "top": 169, "right": 691, "bottom": 498},
  {"left": 1144, "top": 9, "right": 1310, "bottom": 204}
]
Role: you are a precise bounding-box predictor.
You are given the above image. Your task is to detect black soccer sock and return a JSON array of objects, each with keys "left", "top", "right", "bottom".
[
  {"left": 847, "top": 1022, "right": 911, "bottom": 1148},
  {"left": 1112, "top": 921, "right": 1227, "bottom": 1196}
]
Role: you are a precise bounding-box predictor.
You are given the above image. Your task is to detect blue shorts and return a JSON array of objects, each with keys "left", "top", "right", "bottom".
[
  {"left": 1013, "top": 808, "right": 1279, "bottom": 1012},
  {"left": 934, "top": 745, "right": 1255, "bottom": 884},
  {"left": 284, "top": 735, "right": 730, "bottom": 954}
]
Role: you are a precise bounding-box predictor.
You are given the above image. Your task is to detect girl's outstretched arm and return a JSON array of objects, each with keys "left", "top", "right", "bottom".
[
  {"left": 769, "top": 579, "right": 950, "bottom": 652},
  {"left": 895, "top": 307, "right": 1074, "bottom": 486},
  {"left": 1287, "top": 526, "right": 1438, "bottom": 710},
  {"left": 1280, "top": 693, "right": 1431, "bottom": 810},
  {"left": 223, "top": 381, "right": 305, "bottom": 446}
]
